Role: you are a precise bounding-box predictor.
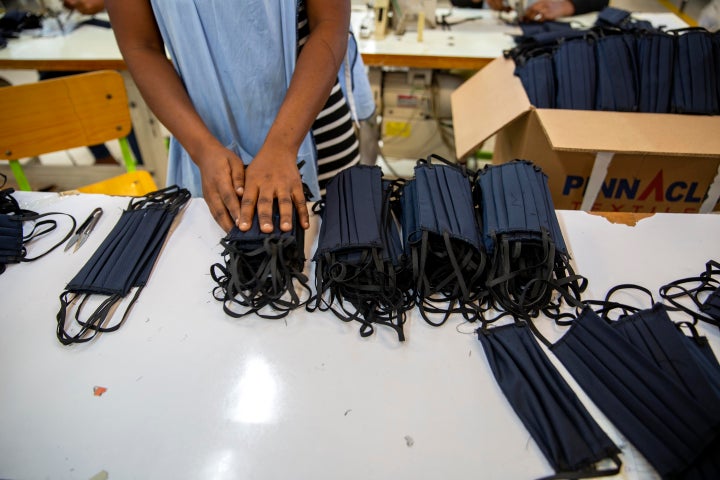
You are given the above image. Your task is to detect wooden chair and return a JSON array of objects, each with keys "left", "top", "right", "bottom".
[{"left": 0, "top": 70, "right": 155, "bottom": 194}]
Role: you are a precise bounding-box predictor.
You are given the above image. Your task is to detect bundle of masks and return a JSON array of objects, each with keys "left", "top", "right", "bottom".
[
  {"left": 0, "top": 174, "right": 75, "bottom": 275},
  {"left": 397, "top": 156, "right": 487, "bottom": 326},
  {"left": 476, "top": 160, "right": 585, "bottom": 318},
  {"left": 210, "top": 198, "right": 310, "bottom": 319},
  {"left": 509, "top": 7, "right": 720, "bottom": 114},
  {"left": 308, "top": 165, "right": 412, "bottom": 341},
  {"left": 56, "top": 185, "right": 190, "bottom": 345},
  {"left": 306, "top": 158, "right": 576, "bottom": 338}
]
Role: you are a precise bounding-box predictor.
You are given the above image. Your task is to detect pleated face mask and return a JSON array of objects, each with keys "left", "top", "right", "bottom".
[
  {"left": 553, "top": 36, "right": 597, "bottom": 110},
  {"left": 595, "top": 6, "right": 631, "bottom": 28},
  {"left": 514, "top": 50, "right": 556, "bottom": 109},
  {"left": 309, "top": 165, "right": 411, "bottom": 341},
  {"left": 0, "top": 212, "right": 24, "bottom": 274},
  {"left": 609, "top": 304, "right": 720, "bottom": 413},
  {"left": 477, "top": 322, "right": 622, "bottom": 479},
  {"left": 0, "top": 177, "right": 75, "bottom": 275},
  {"left": 477, "top": 160, "right": 585, "bottom": 317},
  {"left": 400, "top": 156, "right": 486, "bottom": 326},
  {"left": 595, "top": 32, "right": 638, "bottom": 112},
  {"left": 636, "top": 30, "right": 674, "bottom": 113},
  {"left": 210, "top": 197, "right": 309, "bottom": 319},
  {"left": 549, "top": 306, "right": 720, "bottom": 479},
  {"left": 594, "top": 7, "right": 656, "bottom": 31},
  {"left": 0, "top": 180, "right": 24, "bottom": 271},
  {"left": 671, "top": 28, "right": 720, "bottom": 115},
  {"left": 56, "top": 186, "right": 190, "bottom": 345}
]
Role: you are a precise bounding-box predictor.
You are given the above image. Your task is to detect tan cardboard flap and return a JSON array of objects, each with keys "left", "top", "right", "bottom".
[
  {"left": 451, "top": 58, "right": 530, "bottom": 159},
  {"left": 535, "top": 109, "right": 720, "bottom": 157}
]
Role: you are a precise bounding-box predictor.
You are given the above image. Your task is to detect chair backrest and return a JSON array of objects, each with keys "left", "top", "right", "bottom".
[{"left": 0, "top": 70, "right": 132, "bottom": 161}]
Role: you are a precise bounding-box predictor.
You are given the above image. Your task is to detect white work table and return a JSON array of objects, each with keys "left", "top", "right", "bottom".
[{"left": 1, "top": 191, "right": 718, "bottom": 480}]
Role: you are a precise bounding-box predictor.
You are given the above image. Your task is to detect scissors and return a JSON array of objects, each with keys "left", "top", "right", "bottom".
[{"left": 64, "top": 207, "right": 103, "bottom": 253}]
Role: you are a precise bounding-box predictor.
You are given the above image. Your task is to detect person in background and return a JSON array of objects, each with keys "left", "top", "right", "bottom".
[
  {"left": 452, "top": 0, "right": 610, "bottom": 21},
  {"left": 106, "top": 0, "right": 375, "bottom": 234}
]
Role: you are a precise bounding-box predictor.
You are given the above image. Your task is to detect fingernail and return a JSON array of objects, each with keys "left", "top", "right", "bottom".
[
  {"left": 236, "top": 187, "right": 243, "bottom": 195},
  {"left": 263, "top": 223, "right": 271, "bottom": 230},
  {"left": 240, "top": 222, "right": 249, "bottom": 229},
  {"left": 282, "top": 221, "right": 291, "bottom": 229}
]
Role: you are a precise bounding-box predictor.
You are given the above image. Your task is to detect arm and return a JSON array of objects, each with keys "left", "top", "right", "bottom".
[
  {"left": 105, "top": 0, "right": 245, "bottom": 232},
  {"left": 63, "top": 0, "right": 105, "bottom": 15},
  {"left": 236, "top": 0, "right": 350, "bottom": 233},
  {"left": 523, "top": 0, "right": 609, "bottom": 21}
]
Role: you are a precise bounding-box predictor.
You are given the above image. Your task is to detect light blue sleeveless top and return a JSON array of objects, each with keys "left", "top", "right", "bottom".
[{"left": 150, "top": 0, "right": 320, "bottom": 198}]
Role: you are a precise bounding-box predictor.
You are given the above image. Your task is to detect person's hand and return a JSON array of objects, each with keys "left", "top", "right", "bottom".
[
  {"left": 486, "top": 0, "right": 512, "bottom": 12},
  {"left": 63, "top": 0, "right": 106, "bottom": 15},
  {"left": 522, "top": 0, "right": 575, "bottom": 21},
  {"left": 237, "top": 145, "right": 310, "bottom": 234},
  {"left": 195, "top": 144, "right": 245, "bottom": 233}
]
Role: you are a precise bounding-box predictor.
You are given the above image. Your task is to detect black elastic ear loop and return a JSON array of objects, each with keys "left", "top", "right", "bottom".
[
  {"left": 593, "top": 283, "right": 655, "bottom": 320},
  {"left": 659, "top": 261, "right": 720, "bottom": 326},
  {"left": 14, "top": 211, "right": 76, "bottom": 263},
  {"left": 536, "top": 454, "right": 623, "bottom": 480}
]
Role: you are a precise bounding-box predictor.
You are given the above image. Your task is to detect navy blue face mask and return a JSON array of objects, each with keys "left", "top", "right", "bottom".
[
  {"left": 477, "top": 321, "right": 622, "bottom": 479},
  {"left": 0, "top": 213, "right": 23, "bottom": 274},
  {"left": 553, "top": 36, "right": 597, "bottom": 110},
  {"left": 56, "top": 186, "right": 190, "bottom": 345},
  {"left": 547, "top": 306, "right": 720, "bottom": 479},
  {"left": 400, "top": 156, "right": 486, "bottom": 326},
  {"left": 0, "top": 177, "right": 76, "bottom": 274},
  {"left": 210, "top": 198, "right": 309, "bottom": 319},
  {"left": 309, "top": 165, "right": 411, "bottom": 341},
  {"left": 595, "top": 32, "right": 638, "bottom": 112},
  {"left": 514, "top": 50, "right": 557, "bottom": 109},
  {"left": 660, "top": 260, "right": 720, "bottom": 328},
  {"left": 477, "top": 160, "right": 585, "bottom": 318},
  {"left": 594, "top": 6, "right": 631, "bottom": 28},
  {"left": 671, "top": 28, "right": 719, "bottom": 115},
  {"left": 636, "top": 30, "right": 674, "bottom": 113}
]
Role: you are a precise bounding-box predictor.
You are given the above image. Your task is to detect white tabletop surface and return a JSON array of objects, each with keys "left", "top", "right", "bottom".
[
  {"left": 0, "top": 13, "right": 123, "bottom": 68},
  {"left": 1, "top": 191, "right": 718, "bottom": 480}
]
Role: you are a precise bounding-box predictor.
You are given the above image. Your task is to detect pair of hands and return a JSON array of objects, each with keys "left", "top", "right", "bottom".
[
  {"left": 197, "top": 144, "right": 310, "bottom": 234},
  {"left": 485, "top": 0, "right": 576, "bottom": 21},
  {"left": 62, "top": 0, "right": 105, "bottom": 15}
]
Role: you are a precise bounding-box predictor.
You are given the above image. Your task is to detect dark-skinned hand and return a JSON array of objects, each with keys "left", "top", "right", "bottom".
[
  {"left": 236, "top": 145, "right": 310, "bottom": 234},
  {"left": 196, "top": 144, "right": 245, "bottom": 233},
  {"left": 522, "top": 0, "right": 575, "bottom": 21}
]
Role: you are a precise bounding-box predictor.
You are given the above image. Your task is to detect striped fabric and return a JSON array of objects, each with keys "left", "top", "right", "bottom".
[{"left": 298, "top": 1, "right": 360, "bottom": 195}]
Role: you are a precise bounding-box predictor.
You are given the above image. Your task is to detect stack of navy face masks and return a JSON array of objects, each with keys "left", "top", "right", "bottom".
[
  {"left": 510, "top": 7, "right": 720, "bottom": 115},
  {"left": 56, "top": 186, "right": 190, "bottom": 345},
  {"left": 476, "top": 160, "right": 585, "bottom": 318},
  {"left": 210, "top": 199, "right": 310, "bottom": 320},
  {"left": 399, "top": 156, "right": 487, "bottom": 326},
  {"left": 308, "top": 165, "right": 412, "bottom": 341}
]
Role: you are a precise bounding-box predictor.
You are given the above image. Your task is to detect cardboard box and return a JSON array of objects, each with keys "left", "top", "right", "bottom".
[{"left": 451, "top": 57, "right": 720, "bottom": 213}]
